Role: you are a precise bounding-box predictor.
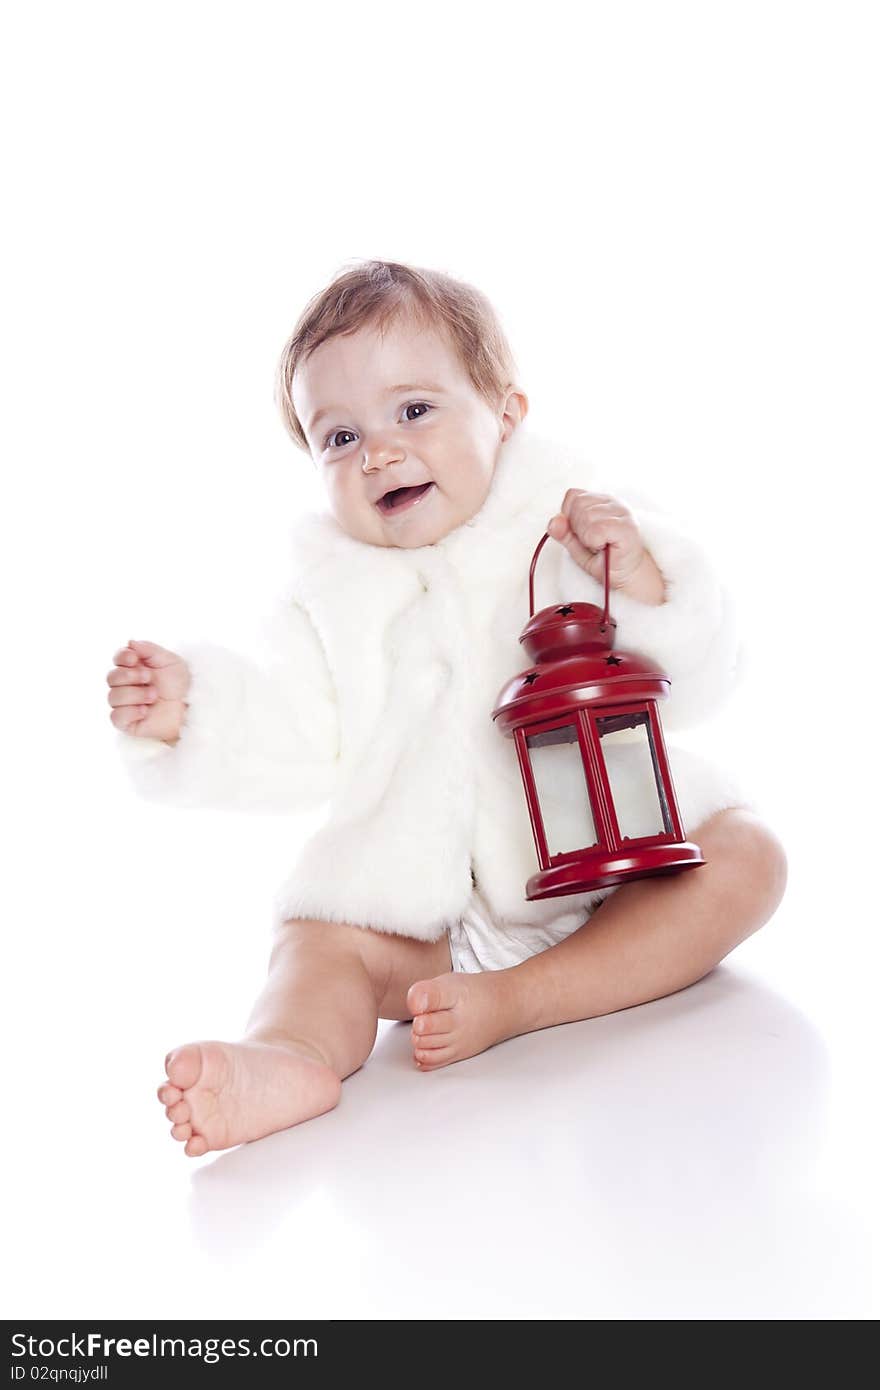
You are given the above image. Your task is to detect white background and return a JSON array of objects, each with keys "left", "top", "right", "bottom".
[{"left": 2, "top": 0, "right": 877, "bottom": 1320}]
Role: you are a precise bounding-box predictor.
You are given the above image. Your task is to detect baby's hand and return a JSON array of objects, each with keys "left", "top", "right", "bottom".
[
  {"left": 547, "top": 490, "right": 664, "bottom": 602},
  {"left": 106, "top": 639, "right": 192, "bottom": 744}
]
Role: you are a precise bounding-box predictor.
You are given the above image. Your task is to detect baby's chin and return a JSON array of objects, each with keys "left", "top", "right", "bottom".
[{"left": 374, "top": 511, "right": 475, "bottom": 550}]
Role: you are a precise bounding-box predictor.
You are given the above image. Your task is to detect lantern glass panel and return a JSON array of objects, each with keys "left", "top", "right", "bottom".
[
  {"left": 525, "top": 721, "right": 598, "bottom": 855},
  {"left": 596, "top": 710, "right": 674, "bottom": 840}
]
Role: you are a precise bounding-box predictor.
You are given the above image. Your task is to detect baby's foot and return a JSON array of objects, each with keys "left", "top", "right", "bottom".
[
  {"left": 405, "top": 970, "right": 520, "bottom": 1070},
  {"left": 157, "top": 1039, "right": 341, "bottom": 1157}
]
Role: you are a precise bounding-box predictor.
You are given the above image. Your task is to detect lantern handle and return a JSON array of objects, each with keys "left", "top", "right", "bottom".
[{"left": 529, "top": 534, "right": 611, "bottom": 626}]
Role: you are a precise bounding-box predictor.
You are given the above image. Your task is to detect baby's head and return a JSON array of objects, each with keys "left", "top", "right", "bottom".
[{"left": 275, "top": 260, "right": 528, "bottom": 547}]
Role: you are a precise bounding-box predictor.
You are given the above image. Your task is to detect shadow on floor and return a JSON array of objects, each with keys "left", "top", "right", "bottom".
[{"left": 182, "top": 965, "right": 864, "bottom": 1316}]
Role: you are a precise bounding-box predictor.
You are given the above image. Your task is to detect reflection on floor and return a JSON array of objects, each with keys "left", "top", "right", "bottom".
[{"left": 180, "top": 967, "right": 865, "bottom": 1320}]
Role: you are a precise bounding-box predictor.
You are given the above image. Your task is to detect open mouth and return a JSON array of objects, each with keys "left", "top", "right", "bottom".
[{"left": 377, "top": 481, "right": 436, "bottom": 515}]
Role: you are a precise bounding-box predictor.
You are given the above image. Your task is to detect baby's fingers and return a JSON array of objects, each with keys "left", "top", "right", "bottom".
[
  {"left": 107, "top": 682, "right": 157, "bottom": 710},
  {"left": 128, "top": 638, "right": 179, "bottom": 668},
  {"left": 547, "top": 513, "right": 603, "bottom": 575},
  {"left": 112, "top": 644, "right": 141, "bottom": 667},
  {"left": 109, "top": 701, "right": 152, "bottom": 732},
  {"left": 107, "top": 663, "right": 151, "bottom": 688}
]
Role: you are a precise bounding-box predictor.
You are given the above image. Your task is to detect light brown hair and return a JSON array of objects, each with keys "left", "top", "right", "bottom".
[{"left": 275, "top": 259, "right": 520, "bottom": 453}]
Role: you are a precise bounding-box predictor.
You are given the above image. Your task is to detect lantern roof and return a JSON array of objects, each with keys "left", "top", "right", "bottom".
[
  {"left": 492, "top": 644, "right": 670, "bottom": 733},
  {"left": 521, "top": 598, "right": 615, "bottom": 664}
]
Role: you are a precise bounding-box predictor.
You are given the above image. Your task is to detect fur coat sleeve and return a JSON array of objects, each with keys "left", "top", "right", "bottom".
[{"left": 114, "top": 600, "right": 340, "bottom": 812}]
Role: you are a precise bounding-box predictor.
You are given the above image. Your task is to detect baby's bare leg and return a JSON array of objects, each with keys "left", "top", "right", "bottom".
[
  {"left": 157, "top": 918, "right": 451, "bottom": 1156},
  {"left": 407, "top": 808, "right": 788, "bottom": 1069}
]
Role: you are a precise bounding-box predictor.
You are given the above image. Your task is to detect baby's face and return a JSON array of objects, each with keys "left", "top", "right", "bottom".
[{"left": 292, "top": 316, "right": 527, "bottom": 547}]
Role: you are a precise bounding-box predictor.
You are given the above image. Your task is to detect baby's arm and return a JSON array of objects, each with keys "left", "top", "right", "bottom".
[
  {"left": 108, "top": 601, "right": 339, "bottom": 812},
  {"left": 546, "top": 485, "right": 742, "bottom": 728}
]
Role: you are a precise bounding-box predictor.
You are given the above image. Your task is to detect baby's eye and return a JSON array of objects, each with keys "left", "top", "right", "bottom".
[
  {"left": 327, "top": 429, "right": 357, "bottom": 450},
  {"left": 324, "top": 402, "right": 432, "bottom": 451}
]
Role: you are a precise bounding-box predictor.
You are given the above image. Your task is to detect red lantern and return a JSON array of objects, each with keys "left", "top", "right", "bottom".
[{"left": 492, "top": 534, "right": 705, "bottom": 900}]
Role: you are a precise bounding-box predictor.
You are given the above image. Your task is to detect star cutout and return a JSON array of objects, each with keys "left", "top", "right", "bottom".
[
  {"left": 556, "top": 605, "right": 575, "bottom": 616},
  {"left": 524, "top": 672, "right": 539, "bottom": 685},
  {"left": 605, "top": 655, "right": 623, "bottom": 667}
]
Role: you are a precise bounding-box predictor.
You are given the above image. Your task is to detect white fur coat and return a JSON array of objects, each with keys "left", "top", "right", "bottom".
[{"left": 116, "top": 424, "right": 751, "bottom": 941}]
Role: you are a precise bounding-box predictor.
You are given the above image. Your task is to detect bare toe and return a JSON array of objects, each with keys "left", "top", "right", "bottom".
[
  {"left": 407, "top": 976, "right": 459, "bottom": 1016},
  {"left": 415, "top": 1045, "right": 455, "bottom": 1069},
  {"left": 171, "top": 1123, "right": 192, "bottom": 1142},
  {"left": 185, "top": 1135, "right": 208, "bottom": 1158},
  {"left": 167, "top": 1101, "right": 190, "bottom": 1123},
  {"left": 165, "top": 1044, "right": 203, "bottom": 1091},
  {"left": 158, "top": 1083, "right": 182, "bottom": 1105},
  {"left": 412, "top": 1012, "right": 453, "bottom": 1040}
]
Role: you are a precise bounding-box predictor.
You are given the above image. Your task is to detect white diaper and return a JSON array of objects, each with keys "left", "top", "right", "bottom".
[{"left": 447, "top": 883, "right": 607, "bottom": 973}]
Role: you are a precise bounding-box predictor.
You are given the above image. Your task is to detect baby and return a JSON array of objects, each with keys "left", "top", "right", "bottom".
[{"left": 107, "top": 259, "right": 788, "bottom": 1158}]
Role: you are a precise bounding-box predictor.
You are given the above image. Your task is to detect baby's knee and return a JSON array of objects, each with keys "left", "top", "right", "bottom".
[{"left": 702, "top": 808, "right": 788, "bottom": 917}]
